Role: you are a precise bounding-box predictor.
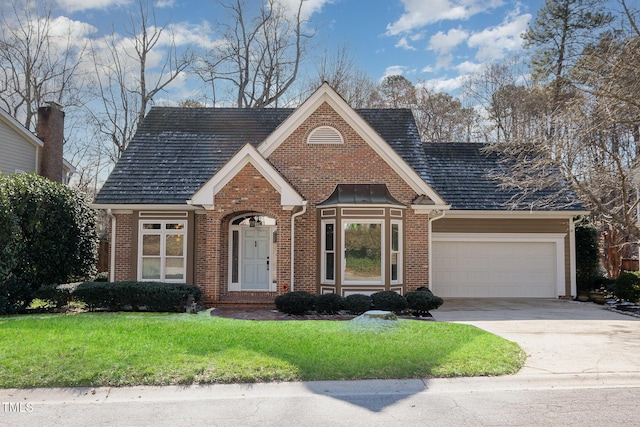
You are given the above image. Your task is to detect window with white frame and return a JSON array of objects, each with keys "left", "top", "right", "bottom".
[
  {"left": 321, "top": 220, "right": 335, "bottom": 283},
  {"left": 139, "top": 220, "right": 187, "bottom": 282},
  {"left": 391, "top": 220, "right": 402, "bottom": 283},
  {"left": 343, "top": 220, "right": 384, "bottom": 284}
]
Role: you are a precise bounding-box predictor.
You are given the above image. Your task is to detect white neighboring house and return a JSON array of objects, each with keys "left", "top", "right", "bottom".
[{"left": 0, "top": 103, "right": 74, "bottom": 183}]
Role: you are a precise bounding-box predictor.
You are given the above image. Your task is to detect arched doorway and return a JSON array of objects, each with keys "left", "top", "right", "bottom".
[{"left": 228, "top": 213, "right": 277, "bottom": 292}]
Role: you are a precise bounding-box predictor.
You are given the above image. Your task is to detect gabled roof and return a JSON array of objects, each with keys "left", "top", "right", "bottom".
[
  {"left": 259, "top": 83, "right": 444, "bottom": 203},
  {"left": 0, "top": 107, "right": 45, "bottom": 148},
  {"left": 0, "top": 107, "right": 75, "bottom": 175},
  {"left": 422, "top": 142, "right": 585, "bottom": 211},
  {"left": 94, "top": 108, "right": 293, "bottom": 205},
  {"left": 94, "top": 91, "right": 445, "bottom": 206},
  {"left": 189, "top": 143, "right": 304, "bottom": 210}
]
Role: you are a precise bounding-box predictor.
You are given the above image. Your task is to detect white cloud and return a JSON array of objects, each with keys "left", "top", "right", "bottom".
[
  {"left": 155, "top": 0, "right": 175, "bottom": 7},
  {"left": 386, "top": 0, "right": 504, "bottom": 36},
  {"left": 395, "top": 37, "right": 417, "bottom": 51},
  {"left": 428, "top": 27, "right": 469, "bottom": 55},
  {"left": 56, "top": 0, "right": 130, "bottom": 13},
  {"left": 455, "top": 60, "right": 483, "bottom": 74},
  {"left": 467, "top": 12, "right": 530, "bottom": 61},
  {"left": 423, "top": 75, "right": 467, "bottom": 92},
  {"left": 382, "top": 65, "right": 409, "bottom": 79},
  {"left": 277, "top": 0, "right": 333, "bottom": 20},
  {"left": 435, "top": 54, "right": 454, "bottom": 69}
]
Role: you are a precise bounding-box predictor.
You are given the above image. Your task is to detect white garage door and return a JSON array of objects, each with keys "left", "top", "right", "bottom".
[{"left": 432, "top": 234, "right": 564, "bottom": 298}]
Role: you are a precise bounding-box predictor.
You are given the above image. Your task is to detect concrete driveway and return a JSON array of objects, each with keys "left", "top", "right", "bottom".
[{"left": 434, "top": 298, "right": 640, "bottom": 376}]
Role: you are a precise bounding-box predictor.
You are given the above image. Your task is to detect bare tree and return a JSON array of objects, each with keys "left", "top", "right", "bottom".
[
  {"left": 490, "top": 1, "right": 640, "bottom": 239},
  {"left": 195, "top": 0, "right": 313, "bottom": 108},
  {"left": 463, "top": 58, "right": 530, "bottom": 142},
  {"left": 309, "top": 44, "right": 378, "bottom": 108},
  {"left": 0, "top": 0, "right": 86, "bottom": 129},
  {"left": 413, "top": 87, "right": 479, "bottom": 142},
  {"left": 373, "top": 75, "right": 416, "bottom": 108},
  {"left": 87, "top": 0, "right": 193, "bottom": 161}
]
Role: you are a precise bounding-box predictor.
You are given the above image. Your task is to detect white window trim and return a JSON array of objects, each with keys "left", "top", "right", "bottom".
[
  {"left": 342, "top": 219, "right": 385, "bottom": 286},
  {"left": 321, "top": 219, "right": 336, "bottom": 284},
  {"left": 138, "top": 220, "right": 187, "bottom": 283},
  {"left": 391, "top": 220, "right": 403, "bottom": 284}
]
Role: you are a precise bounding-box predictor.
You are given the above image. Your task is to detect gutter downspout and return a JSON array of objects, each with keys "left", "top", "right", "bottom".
[
  {"left": 428, "top": 209, "right": 446, "bottom": 289},
  {"left": 107, "top": 209, "right": 116, "bottom": 282},
  {"left": 290, "top": 201, "right": 308, "bottom": 292}
]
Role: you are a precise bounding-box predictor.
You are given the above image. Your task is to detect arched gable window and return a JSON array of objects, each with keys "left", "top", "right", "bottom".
[{"left": 307, "top": 126, "right": 344, "bottom": 145}]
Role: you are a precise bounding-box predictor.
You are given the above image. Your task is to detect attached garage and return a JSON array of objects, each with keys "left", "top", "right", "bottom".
[{"left": 431, "top": 233, "right": 566, "bottom": 298}]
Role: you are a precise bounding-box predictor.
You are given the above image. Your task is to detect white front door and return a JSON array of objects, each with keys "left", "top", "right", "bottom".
[{"left": 241, "top": 227, "right": 271, "bottom": 290}]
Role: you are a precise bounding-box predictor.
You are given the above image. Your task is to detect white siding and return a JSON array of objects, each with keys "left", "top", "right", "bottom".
[{"left": 0, "top": 119, "right": 38, "bottom": 175}]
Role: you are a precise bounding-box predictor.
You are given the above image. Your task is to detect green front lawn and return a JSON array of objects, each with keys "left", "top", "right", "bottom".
[{"left": 0, "top": 312, "right": 525, "bottom": 388}]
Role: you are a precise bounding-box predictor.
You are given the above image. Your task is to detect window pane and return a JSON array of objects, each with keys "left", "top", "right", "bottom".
[
  {"left": 391, "top": 224, "right": 399, "bottom": 252},
  {"left": 344, "top": 223, "right": 382, "bottom": 282},
  {"left": 165, "top": 258, "right": 184, "bottom": 280},
  {"left": 143, "top": 223, "right": 161, "bottom": 230},
  {"left": 166, "top": 234, "right": 184, "bottom": 256},
  {"left": 325, "top": 223, "right": 334, "bottom": 251},
  {"left": 142, "top": 258, "right": 161, "bottom": 280},
  {"left": 232, "top": 230, "right": 239, "bottom": 283},
  {"left": 391, "top": 253, "right": 398, "bottom": 281},
  {"left": 325, "top": 252, "right": 334, "bottom": 281},
  {"left": 166, "top": 223, "right": 185, "bottom": 230},
  {"left": 142, "top": 235, "right": 161, "bottom": 256}
]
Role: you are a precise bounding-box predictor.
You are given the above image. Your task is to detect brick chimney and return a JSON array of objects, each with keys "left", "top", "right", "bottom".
[{"left": 37, "top": 101, "right": 65, "bottom": 182}]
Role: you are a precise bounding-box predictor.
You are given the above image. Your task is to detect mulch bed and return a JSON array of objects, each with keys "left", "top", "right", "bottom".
[{"left": 209, "top": 305, "right": 435, "bottom": 321}]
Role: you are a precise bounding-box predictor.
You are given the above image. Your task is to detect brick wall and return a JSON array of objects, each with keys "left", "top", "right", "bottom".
[
  {"left": 200, "top": 163, "right": 293, "bottom": 305},
  {"left": 113, "top": 213, "right": 133, "bottom": 281},
  {"left": 268, "top": 101, "right": 430, "bottom": 293},
  {"left": 111, "top": 102, "right": 431, "bottom": 305}
]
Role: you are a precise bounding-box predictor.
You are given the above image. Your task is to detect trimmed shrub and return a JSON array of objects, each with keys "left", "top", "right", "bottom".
[
  {"left": 575, "top": 221, "right": 601, "bottom": 293},
  {"left": 0, "top": 277, "right": 32, "bottom": 315},
  {"left": 0, "top": 174, "right": 98, "bottom": 313},
  {"left": 342, "top": 293, "right": 372, "bottom": 315},
  {"left": 371, "top": 290, "right": 408, "bottom": 313},
  {"left": 34, "top": 285, "right": 71, "bottom": 309},
  {"left": 406, "top": 289, "right": 444, "bottom": 315},
  {"left": 73, "top": 281, "right": 202, "bottom": 312},
  {"left": 614, "top": 272, "right": 640, "bottom": 303},
  {"left": 274, "top": 291, "right": 317, "bottom": 315},
  {"left": 93, "top": 272, "right": 109, "bottom": 282},
  {"left": 315, "top": 293, "right": 343, "bottom": 314}
]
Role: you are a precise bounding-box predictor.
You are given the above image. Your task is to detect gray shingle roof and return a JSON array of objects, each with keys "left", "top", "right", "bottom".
[
  {"left": 422, "top": 142, "right": 584, "bottom": 211},
  {"left": 95, "top": 108, "right": 293, "bottom": 204},
  {"left": 94, "top": 107, "right": 426, "bottom": 205},
  {"left": 95, "top": 107, "right": 582, "bottom": 212}
]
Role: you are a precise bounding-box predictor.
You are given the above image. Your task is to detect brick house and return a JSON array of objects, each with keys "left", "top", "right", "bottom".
[{"left": 93, "top": 83, "right": 586, "bottom": 305}]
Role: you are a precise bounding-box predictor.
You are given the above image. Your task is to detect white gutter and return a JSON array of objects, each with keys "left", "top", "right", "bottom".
[
  {"left": 107, "top": 209, "right": 116, "bottom": 282},
  {"left": 290, "top": 201, "right": 308, "bottom": 292},
  {"left": 428, "top": 209, "right": 447, "bottom": 288}
]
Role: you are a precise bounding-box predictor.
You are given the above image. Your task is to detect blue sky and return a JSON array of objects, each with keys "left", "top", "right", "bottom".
[{"left": 46, "top": 0, "right": 547, "bottom": 101}]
